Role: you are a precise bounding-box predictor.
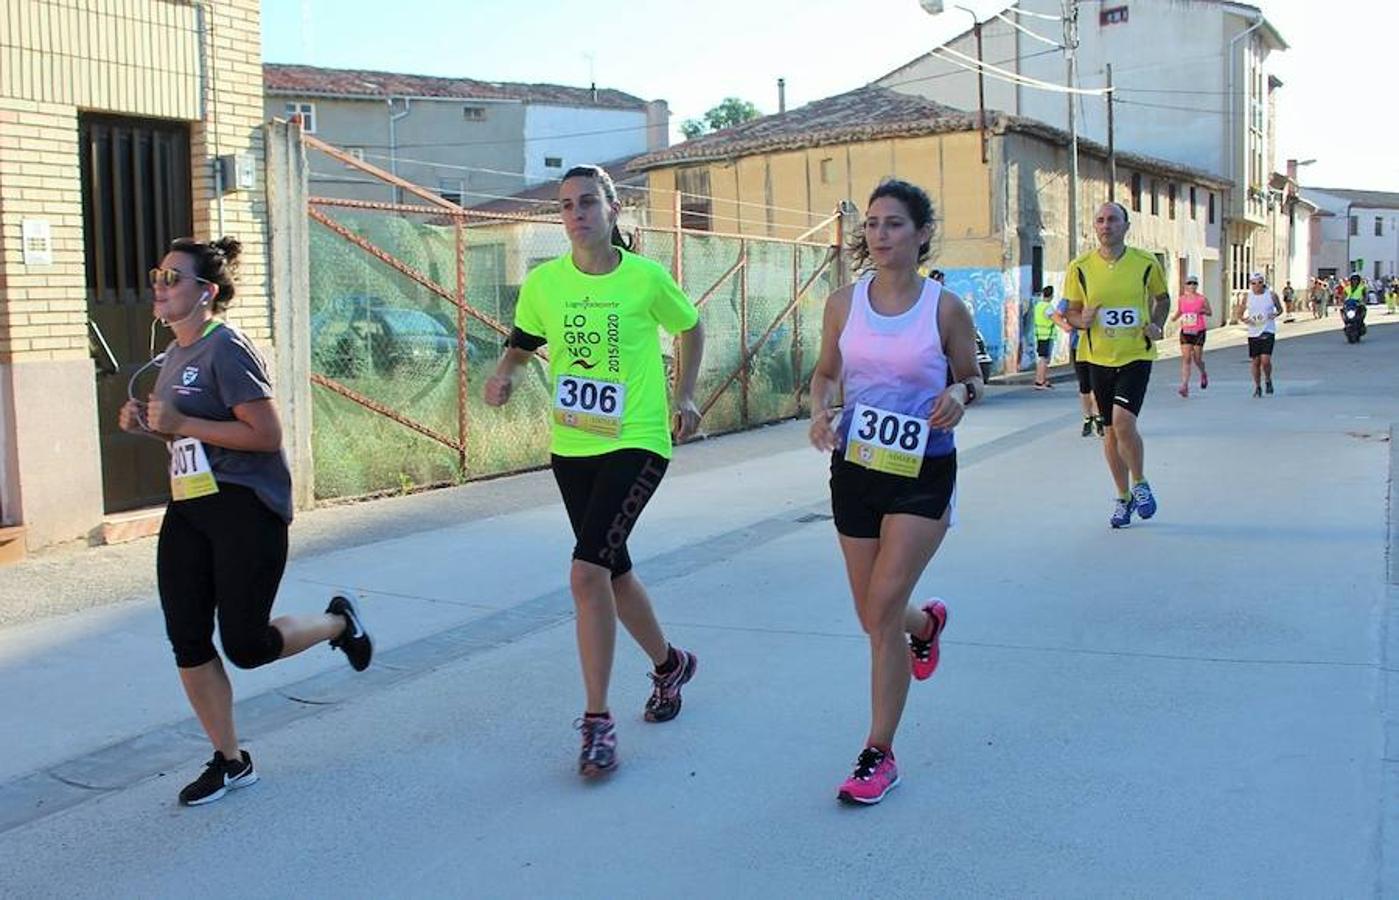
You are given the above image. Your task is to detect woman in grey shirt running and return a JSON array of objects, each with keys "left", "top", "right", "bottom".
[{"left": 119, "top": 236, "right": 374, "bottom": 806}]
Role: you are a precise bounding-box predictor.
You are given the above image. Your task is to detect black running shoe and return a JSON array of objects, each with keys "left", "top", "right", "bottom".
[
  {"left": 179, "top": 750, "right": 257, "bottom": 806},
  {"left": 1265, "top": 380, "right": 1274, "bottom": 395},
  {"left": 1080, "top": 416, "right": 1093, "bottom": 437},
  {"left": 644, "top": 648, "right": 697, "bottom": 722},
  {"left": 575, "top": 716, "right": 618, "bottom": 778},
  {"left": 327, "top": 592, "right": 373, "bottom": 671},
  {"left": 1094, "top": 416, "right": 1105, "bottom": 437}
]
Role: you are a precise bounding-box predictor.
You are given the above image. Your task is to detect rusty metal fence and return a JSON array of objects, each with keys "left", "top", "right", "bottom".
[{"left": 302, "top": 134, "right": 841, "bottom": 501}]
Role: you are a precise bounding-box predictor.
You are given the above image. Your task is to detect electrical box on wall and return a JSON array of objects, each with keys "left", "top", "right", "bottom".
[{"left": 218, "top": 153, "right": 257, "bottom": 193}]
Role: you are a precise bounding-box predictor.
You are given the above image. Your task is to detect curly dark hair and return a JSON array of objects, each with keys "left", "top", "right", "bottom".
[
  {"left": 847, "top": 178, "right": 935, "bottom": 272},
  {"left": 168, "top": 236, "right": 242, "bottom": 312}
]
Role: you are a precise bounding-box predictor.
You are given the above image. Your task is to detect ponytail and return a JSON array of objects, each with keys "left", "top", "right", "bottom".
[
  {"left": 564, "top": 164, "right": 632, "bottom": 251},
  {"left": 609, "top": 224, "right": 634, "bottom": 252}
]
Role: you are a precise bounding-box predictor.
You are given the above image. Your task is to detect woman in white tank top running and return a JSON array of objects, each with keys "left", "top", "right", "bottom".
[{"left": 808, "top": 179, "right": 983, "bottom": 805}]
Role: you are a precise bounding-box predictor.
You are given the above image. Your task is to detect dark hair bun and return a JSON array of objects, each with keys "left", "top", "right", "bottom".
[{"left": 212, "top": 236, "right": 243, "bottom": 265}]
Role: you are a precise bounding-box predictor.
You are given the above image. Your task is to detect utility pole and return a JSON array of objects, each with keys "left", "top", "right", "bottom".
[
  {"left": 1106, "top": 63, "right": 1116, "bottom": 202},
  {"left": 974, "top": 18, "right": 987, "bottom": 163},
  {"left": 1063, "top": 0, "right": 1080, "bottom": 256}
]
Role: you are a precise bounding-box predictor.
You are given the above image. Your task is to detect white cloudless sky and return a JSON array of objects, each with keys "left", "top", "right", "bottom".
[{"left": 262, "top": 0, "right": 1398, "bottom": 191}]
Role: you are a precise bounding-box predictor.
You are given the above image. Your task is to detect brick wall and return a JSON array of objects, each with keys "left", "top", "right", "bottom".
[
  {"left": 0, "top": 0, "right": 269, "bottom": 546},
  {"left": 190, "top": 0, "right": 271, "bottom": 344}
]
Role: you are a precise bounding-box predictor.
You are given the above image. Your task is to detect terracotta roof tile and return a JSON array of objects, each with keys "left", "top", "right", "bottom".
[
  {"left": 1305, "top": 187, "right": 1399, "bottom": 210},
  {"left": 264, "top": 63, "right": 649, "bottom": 111},
  {"left": 629, "top": 87, "right": 972, "bottom": 170},
  {"left": 629, "top": 85, "right": 1230, "bottom": 189}
]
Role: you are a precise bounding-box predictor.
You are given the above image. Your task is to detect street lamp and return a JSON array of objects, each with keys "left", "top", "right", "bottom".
[{"left": 918, "top": 1, "right": 988, "bottom": 163}]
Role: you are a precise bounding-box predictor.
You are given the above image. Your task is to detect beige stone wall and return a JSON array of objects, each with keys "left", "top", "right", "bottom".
[
  {"left": 1004, "top": 130, "right": 1233, "bottom": 367},
  {"left": 640, "top": 131, "right": 1004, "bottom": 269},
  {"left": 0, "top": 0, "right": 267, "bottom": 546}
]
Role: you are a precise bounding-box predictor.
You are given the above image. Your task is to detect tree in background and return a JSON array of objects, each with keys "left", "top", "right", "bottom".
[{"left": 681, "top": 97, "right": 761, "bottom": 140}]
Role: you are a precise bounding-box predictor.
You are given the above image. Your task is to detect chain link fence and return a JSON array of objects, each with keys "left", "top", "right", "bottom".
[{"left": 306, "top": 187, "right": 838, "bottom": 501}]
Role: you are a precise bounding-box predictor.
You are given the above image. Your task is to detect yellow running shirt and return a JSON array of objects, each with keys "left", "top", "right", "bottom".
[
  {"left": 514, "top": 249, "right": 699, "bottom": 459},
  {"left": 1062, "top": 246, "right": 1168, "bottom": 367}
]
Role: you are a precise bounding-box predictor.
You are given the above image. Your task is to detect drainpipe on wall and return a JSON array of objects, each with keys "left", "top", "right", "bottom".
[
  {"left": 1224, "top": 12, "right": 1263, "bottom": 312},
  {"left": 194, "top": 2, "right": 224, "bottom": 235},
  {"left": 388, "top": 97, "right": 412, "bottom": 204}
]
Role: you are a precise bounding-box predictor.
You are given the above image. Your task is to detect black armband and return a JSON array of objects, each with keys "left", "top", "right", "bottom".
[{"left": 504, "top": 327, "right": 545, "bottom": 352}]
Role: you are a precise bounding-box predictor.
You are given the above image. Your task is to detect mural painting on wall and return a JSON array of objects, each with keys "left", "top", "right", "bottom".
[{"left": 938, "top": 268, "right": 1021, "bottom": 375}]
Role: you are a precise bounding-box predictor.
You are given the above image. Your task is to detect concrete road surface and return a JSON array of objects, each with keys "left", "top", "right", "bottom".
[{"left": 2, "top": 316, "right": 1396, "bottom": 898}]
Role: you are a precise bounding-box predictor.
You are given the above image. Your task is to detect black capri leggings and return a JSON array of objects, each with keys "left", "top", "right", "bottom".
[
  {"left": 158, "top": 483, "right": 288, "bottom": 669},
  {"left": 551, "top": 449, "right": 668, "bottom": 579}
]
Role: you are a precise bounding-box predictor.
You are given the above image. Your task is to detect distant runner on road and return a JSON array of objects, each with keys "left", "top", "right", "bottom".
[
  {"left": 1062, "top": 202, "right": 1171, "bottom": 529},
  {"left": 1171, "top": 274, "right": 1212, "bottom": 397},
  {"left": 1051, "top": 290, "right": 1103, "bottom": 437},
  {"left": 1236, "top": 273, "right": 1283, "bottom": 398}
]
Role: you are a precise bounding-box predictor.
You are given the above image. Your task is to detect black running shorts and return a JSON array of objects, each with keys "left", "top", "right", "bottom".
[
  {"left": 1247, "top": 333, "right": 1276, "bottom": 357},
  {"left": 1035, "top": 338, "right": 1053, "bottom": 360},
  {"left": 158, "top": 484, "right": 288, "bottom": 670},
  {"left": 1179, "top": 331, "right": 1206, "bottom": 347},
  {"left": 1069, "top": 345, "right": 1092, "bottom": 395},
  {"left": 1089, "top": 359, "right": 1152, "bottom": 426},
  {"left": 551, "top": 449, "right": 669, "bottom": 578},
  {"left": 829, "top": 450, "right": 956, "bottom": 539}
]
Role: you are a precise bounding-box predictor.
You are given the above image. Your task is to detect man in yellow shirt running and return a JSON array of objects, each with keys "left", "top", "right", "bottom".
[{"left": 1063, "top": 202, "right": 1171, "bottom": 528}]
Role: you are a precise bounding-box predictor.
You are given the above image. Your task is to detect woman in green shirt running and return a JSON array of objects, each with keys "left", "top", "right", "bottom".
[{"left": 485, "top": 165, "right": 705, "bottom": 778}]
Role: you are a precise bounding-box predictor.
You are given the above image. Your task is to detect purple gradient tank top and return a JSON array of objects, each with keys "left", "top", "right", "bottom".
[{"left": 837, "top": 274, "right": 954, "bottom": 458}]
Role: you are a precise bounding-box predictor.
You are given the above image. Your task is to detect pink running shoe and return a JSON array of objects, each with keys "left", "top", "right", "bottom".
[
  {"left": 575, "top": 715, "right": 618, "bottom": 778},
  {"left": 909, "top": 600, "right": 948, "bottom": 681},
  {"left": 837, "top": 747, "right": 899, "bottom": 805}
]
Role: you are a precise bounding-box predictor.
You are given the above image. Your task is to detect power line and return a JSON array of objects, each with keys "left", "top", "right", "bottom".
[
  {"left": 299, "top": 45, "right": 1071, "bottom": 156},
  {"left": 1115, "top": 87, "right": 1233, "bottom": 96},
  {"left": 876, "top": 46, "right": 1063, "bottom": 91},
  {"left": 934, "top": 46, "right": 1111, "bottom": 96},
  {"left": 309, "top": 121, "right": 660, "bottom": 152},
  {"left": 992, "top": 11, "right": 1062, "bottom": 48},
  {"left": 354, "top": 150, "right": 835, "bottom": 221},
  {"left": 1116, "top": 98, "right": 1227, "bottom": 116},
  {"left": 1001, "top": 5, "right": 1063, "bottom": 22}
]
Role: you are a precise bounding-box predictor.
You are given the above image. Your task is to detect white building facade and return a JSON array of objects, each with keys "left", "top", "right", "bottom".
[
  {"left": 1303, "top": 188, "right": 1399, "bottom": 281},
  {"left": 265, "top": 65, "right": 670, "bottom": 206},
  {"left": 877, "top": 0, "right": 1286, "bottom": 308}
]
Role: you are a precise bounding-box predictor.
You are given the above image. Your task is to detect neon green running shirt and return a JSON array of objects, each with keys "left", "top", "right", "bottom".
[{"left": 515, "top": 249, "right": 699, "bottom": 459}]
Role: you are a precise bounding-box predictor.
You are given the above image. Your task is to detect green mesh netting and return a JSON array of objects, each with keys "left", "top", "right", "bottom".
[{"left": 308, "top": 206, "right": 836, "bottom": 501}]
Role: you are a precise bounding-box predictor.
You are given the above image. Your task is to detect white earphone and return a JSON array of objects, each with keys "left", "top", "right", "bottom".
[{"left": 159, "top": 290, "right": 212, "bottom": 327}]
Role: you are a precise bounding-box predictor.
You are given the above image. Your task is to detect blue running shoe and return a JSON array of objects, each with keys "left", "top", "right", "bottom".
[
  {"left": 1110, "top": 496, "right": 1134, "bottom": 529},
  {"left": 1131, "top": 481, "right": 1157, "bottom": 520}
]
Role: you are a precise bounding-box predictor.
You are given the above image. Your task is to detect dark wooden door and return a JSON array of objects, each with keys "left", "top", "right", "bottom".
[{"left": 81, "top": 114, "right": 193, "bottom": 513}]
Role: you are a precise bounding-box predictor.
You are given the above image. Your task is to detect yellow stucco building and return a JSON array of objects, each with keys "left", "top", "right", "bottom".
[{"left": 630, "top": 86, "right": 1230, "bottom": 374}]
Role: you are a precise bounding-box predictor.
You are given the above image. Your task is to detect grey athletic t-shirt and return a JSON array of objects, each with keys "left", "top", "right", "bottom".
[{"left": 153, "top": 323, "right": 293, "bottom": 523}]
